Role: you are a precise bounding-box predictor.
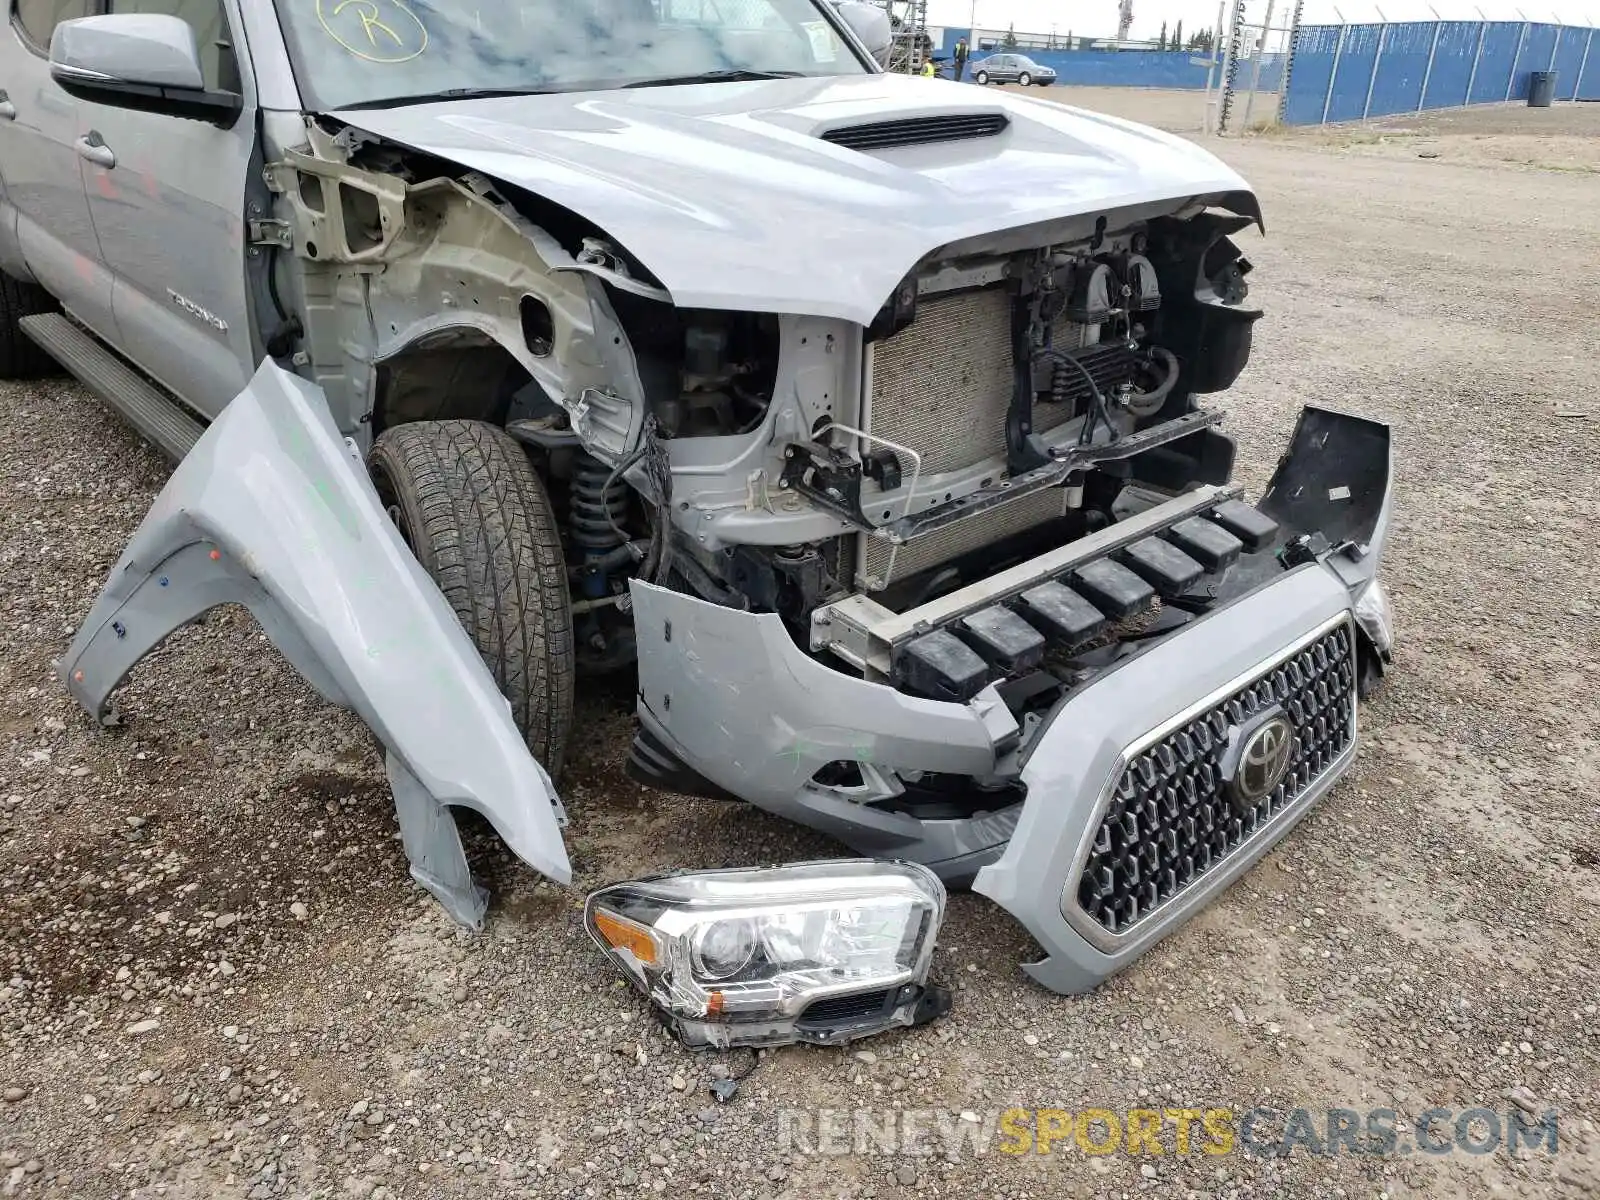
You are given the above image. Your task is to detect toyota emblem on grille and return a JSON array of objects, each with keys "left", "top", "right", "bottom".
[{"left": 1225, "top": 709, "right": 1295, "bottom": 809}]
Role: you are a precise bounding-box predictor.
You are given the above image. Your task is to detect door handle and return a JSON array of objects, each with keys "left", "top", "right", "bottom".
[
  {"left": 0, "top": 90, "right": 14, "bottom": 120},
  {"left": 75, "top": 132, "right": 115, "bottom": 169}
]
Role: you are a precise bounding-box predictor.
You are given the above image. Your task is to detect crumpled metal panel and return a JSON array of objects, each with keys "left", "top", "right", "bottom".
[
  {"left": 56, "top": 361, "right": 572, "bottom": 924},
  {"left": 333, "top": 73, "right": 1258, "bottom": 324}
]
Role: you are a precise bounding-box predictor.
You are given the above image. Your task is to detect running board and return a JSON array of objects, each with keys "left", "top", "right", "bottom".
[{"left": 20, "top": 313, "right": 203, "bottom": 462}]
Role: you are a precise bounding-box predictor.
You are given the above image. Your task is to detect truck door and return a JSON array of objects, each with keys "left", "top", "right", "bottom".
[
  {"left": 0, "top": 0, "right": 118, "bottom": 339},
  {"left": 77, "top": 0, "right": 256, "bottom": 417}
]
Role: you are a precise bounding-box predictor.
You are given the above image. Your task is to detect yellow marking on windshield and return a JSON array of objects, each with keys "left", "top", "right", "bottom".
[{"left": 315, "top": 0, "right": 428, "bottom": 63}]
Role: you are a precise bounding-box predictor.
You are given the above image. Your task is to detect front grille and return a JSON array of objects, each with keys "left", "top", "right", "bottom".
[
  {"left": 821, "top": 113, "right": 1009, "bottom": 151},
  {"left": 861, "top": 287, "right": 1091, "bottom": 588},
  {"left": 1075, "top": 622, "right": 1357, "bottom": 934}
]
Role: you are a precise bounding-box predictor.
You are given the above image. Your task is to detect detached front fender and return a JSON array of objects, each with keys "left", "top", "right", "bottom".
[{"left": 57, "top": 360, "right": 571, "bottom": 925}]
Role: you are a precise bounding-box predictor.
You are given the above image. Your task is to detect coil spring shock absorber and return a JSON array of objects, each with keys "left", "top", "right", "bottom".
[{"left": 571, "top": 452, "right": 628, "bottom": 599}]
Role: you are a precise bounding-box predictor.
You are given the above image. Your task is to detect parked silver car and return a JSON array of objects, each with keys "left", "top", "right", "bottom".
[
  {"left": 0, "top": 0, "right": 1394, "bottom": 1022},
  {"left": 971, "top": 52, "right": 1058, "bottom": 86}
]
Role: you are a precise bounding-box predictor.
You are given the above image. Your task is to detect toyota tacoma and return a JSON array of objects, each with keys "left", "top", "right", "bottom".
[{"left": 0, "top": 0, "right": 1395, "bottom": 1021}]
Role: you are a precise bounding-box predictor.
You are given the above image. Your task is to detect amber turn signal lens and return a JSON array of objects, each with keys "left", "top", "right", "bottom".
[{"left": 592, "top": 908, "right": 658, "bottom": 966}]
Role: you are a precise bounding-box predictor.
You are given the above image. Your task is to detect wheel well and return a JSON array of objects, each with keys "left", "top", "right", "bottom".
[{"left": 371, "top": 332, "right": 527, "bottom": 436}]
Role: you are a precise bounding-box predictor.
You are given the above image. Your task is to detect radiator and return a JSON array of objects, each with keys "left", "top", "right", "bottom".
[
  {"left": 859, "top": 286, "right": 1090, "bottom": 590},
  {"left": 857, "top": 488, "right": 1071, "bottom": 591}
]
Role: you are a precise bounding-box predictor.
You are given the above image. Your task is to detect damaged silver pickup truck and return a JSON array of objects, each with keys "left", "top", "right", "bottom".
[{"left": 0, "top": 0, "right": 1394, "bottom": 1045}]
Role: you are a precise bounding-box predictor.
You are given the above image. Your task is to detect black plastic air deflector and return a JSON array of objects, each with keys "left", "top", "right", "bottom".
[
  {"left": 1209, "top": 499, "right": 1280, "bottom": 551},
  {"left": 1016, "top": 582, "right": 1107, "bottom": 648},
  {"left": 894, "top": 630, "right": 990, "bottom": 702},
  {"left": 1258, "top": 406, "right": 1391, "bottom": 549},
  {"left": 956, "top": 606, "right": 1047, "bottom": 674},
  {"left": 1166, "top": 517, "right": 1244, "bottom": 570},
  {"left": 627, "top": 725, "right": 736, "bottom": 801},
  {"left": 1120, "top": 537, "right": 1205, "bottom": 597},
  {"left": 1072, "top": 559, "right": 1156, "bottom": 619}
]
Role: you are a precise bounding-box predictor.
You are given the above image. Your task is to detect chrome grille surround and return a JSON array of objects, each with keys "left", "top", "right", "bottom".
[{"left": 1065, "top": 615, "right": 1358, "bottom": 943}]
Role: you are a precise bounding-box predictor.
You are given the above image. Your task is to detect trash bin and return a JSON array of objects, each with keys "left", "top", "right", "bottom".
[{"left": 1528, "top": 70, "right": 1558, "bottom": 107}]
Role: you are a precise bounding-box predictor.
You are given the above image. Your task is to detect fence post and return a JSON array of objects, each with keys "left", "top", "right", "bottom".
[
  {"left": 1240, "top": 0, "right": 1276, "bottom": 129},
  {"left": 1577, "top": 28, "right": 1594, "bottom": 100},
  {"left": 1504, "top": 20, "right": 1527, "bottom": 101},
  {"left": 1418, "top": 19, "right": 1443, "bottom": 111},
  {"left": 1321, "top": 22, "right": 1348, "bottom": 123},
  {"left": 1464, "top": 20, "right": 1487, "bottom": 105},
  {"left": 1362, "top": 22, "right": 1388, "bottom": 119},
  {"left": 1277, "top": 0, "right": 1306, "bottom": 125},
  {"left": 1203, "top": 0, "right": 1226, "bottom": 132},
  {"left": 1218, "top": 0, "right": 1247, "bottom": 133}
]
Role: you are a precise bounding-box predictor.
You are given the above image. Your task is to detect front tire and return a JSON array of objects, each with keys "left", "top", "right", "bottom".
[
  {"left": 975, "top": 70, "right": 989, "bottom": 85},
  {"left": 1018, "top": 72, "right": 1032, "bottom": 86},
  {"left": 0, "top": 271, "right": 59, "bottom": 379},
  {"left": 369, "top": 419, "right": 575, "bottom": 778}
]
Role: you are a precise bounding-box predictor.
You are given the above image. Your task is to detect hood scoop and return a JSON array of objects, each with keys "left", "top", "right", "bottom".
[{"left": 819, "top": 112, "right": 1009, "bottom": 152}]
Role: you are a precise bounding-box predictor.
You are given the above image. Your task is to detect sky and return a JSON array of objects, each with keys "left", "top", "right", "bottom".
[{"left": 926, "top": 0, "right": 1600, "bottom": 40}]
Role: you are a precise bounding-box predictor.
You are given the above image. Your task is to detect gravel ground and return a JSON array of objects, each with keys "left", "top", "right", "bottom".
[
  {"left": 1263, "top": 98, "right": 1600, "bottom": 173},
  {"left": 2, "top": 110, "right": 1599, "bottom": 1200}
]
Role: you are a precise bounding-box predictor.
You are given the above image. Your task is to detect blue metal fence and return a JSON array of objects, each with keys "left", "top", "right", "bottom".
[
  {"left": 934, "top": 27, "right": 1272, "bottom": 91},
  {"left": 1283, "top": 20, "right": 1600, "bottom": 124}
]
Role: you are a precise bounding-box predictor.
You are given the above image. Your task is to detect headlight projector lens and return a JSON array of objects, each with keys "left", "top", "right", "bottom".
[{"left": 692, "top": 919, "right": 758, "bottom": 981}]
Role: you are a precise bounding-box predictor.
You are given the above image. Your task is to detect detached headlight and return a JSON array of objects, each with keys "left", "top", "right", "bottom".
[
  {"left": 585, "top": 860, "right": 950, "bottom": 1048},
  {"left": 1353, "top": 577, "right": 1395, "bottom": 659}
]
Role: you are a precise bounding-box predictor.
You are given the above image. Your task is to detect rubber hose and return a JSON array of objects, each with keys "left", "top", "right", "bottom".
[{"left": 1120, "top": 346, "right": 1180, "bottom": 418}]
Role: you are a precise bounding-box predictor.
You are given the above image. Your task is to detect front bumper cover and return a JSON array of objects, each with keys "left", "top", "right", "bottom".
[{"left": 632, "top": 404, "right": 1394, "bottom": 993}]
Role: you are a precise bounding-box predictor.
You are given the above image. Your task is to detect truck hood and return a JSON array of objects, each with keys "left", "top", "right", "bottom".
[{"left": 333, "top": 74, "right": 1256, "bottom": 325}]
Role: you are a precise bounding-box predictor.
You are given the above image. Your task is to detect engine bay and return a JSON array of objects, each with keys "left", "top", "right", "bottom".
[
  {"left": 281, "top": 123, "right": 1268, "bottom": 694},
  {"left": 624, "top": 210, "right": 1267, "bottom": 661},
  {"left": 494, "top": 208, "right": 1271, "bottom": 689}
]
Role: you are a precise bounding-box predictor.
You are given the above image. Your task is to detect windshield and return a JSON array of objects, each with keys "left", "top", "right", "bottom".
[{"left": 273, "top": 0, "right": 871, "bottom": 111}]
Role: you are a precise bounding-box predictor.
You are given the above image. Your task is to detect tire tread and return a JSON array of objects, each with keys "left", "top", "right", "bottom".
[
  {"left": 0, "top": 273, "right": 59, "bottom": 379},
  {"left": 370, "top": 420, "right": 575, "bottom": 778}
]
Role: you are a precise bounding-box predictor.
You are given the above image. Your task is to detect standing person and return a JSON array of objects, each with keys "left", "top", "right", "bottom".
[{"left": 953, "top": 37, "right": 969, "bottom": 81}]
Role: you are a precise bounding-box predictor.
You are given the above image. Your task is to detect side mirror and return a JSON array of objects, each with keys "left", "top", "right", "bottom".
[
  {"left": 833, "top": 2, "right": 893, "bottom": 68},
  {"left": 49, "top": 14, "right": 241, "bottom": 125}
]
